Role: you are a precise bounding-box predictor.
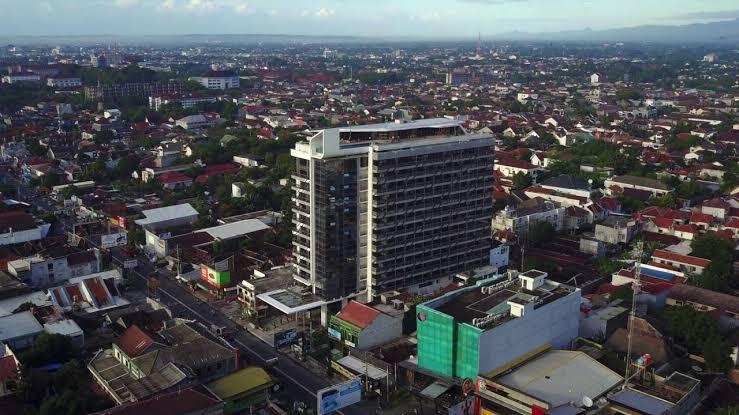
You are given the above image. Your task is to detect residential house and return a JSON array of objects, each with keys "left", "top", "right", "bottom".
[
  {"left": 492, "top": 198, "right": 565, "bottom": 239},
  {"left": 666, "top": 284, "right": 739, "bottom": 330},
  {"left": 651, "top": 249, "right": 710, "bottom": 275},
  {"left": 328, "top": 301, "right": 403, "bottom": 350},
  {"left": 595, "top": 216, "right": 638, "bottom": 244},
  {"left": 605, "top": 175, "right": 672, "bottom": 197}
]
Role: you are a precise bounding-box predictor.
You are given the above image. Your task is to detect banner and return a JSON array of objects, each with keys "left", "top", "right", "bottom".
[{"left": 101, "top": 232, "right": 127, "bottom": 248}]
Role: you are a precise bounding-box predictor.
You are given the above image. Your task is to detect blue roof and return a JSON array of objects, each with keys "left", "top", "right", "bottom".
[{"left": 639, "top": 267, "right": 675, "bottom": 281}]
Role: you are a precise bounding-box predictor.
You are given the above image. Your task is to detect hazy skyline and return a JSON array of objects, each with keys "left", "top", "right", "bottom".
[{"left": 1, "top": 0, "right": 738, "bottom": 38}]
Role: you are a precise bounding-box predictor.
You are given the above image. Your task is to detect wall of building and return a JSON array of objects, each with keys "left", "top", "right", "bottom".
[
  {"left": 416, "top": 305, "right": 456, "bottom": 378},
  {"left": 358, "top": 312, "right": 403, "bottom": 350},
  {"left": 476, "top": 290, "right": 581, "bottom": 376}
]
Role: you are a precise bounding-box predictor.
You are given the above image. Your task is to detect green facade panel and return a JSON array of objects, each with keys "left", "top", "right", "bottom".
[
  {"left": 454, "top": 323, "right": 481, "bottom": 380},
  {"left": 416, "top": 305, "right": 455, "bottom": 377}
]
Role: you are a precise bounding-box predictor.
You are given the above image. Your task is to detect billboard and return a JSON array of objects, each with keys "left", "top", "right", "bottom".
[
  {"left": 200, "top": 264, "right": 232, "bottom": 288},
  {"left": 317, "top": 378, "right": 362, "bottom": 415},
  {"left": 101, "top": 232, "right": 127, "bottom": 248},
  {"left": 328, "top": 327, "right": 341, "bottom": 340},
  {"left": 274, "top": 328, "right": 299, "bottom": 348}
]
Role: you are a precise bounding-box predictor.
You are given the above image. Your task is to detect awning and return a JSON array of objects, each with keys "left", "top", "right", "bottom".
[{"left": 420, "top": 381, "right": 452, "bottom": 400}]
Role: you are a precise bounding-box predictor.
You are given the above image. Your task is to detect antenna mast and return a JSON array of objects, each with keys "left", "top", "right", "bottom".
[{"left": 622, "top": 240, "right": 643, "bottom": 389}]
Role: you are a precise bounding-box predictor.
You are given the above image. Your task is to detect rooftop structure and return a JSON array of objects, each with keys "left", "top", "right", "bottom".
[
  {"left": 134, "top": 203, "right": 198, "bottom": 231},
  {"left": 0, "top": 311, "right": 43, "bottom": 349},
  {"left": 607, "top": 372, "right": 700, "bottom": 415}
]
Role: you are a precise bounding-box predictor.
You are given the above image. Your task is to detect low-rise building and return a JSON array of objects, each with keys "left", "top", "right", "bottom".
[
  {"left": 605, "top": 175, "right": 672, "bottom": 197},
  {"left": 135, "top": 203, "right": 199, "bottom": 233},
  {"left": 206, "top": 367, "right": 273, "bottom": 414},
  {"left": 492, "top": 198, "right": 565, "bottom": 240},
  {"left": 0, "top": 343, "right": 20, "bottom": 398},
  {"left": 0, "top": 311, "right": 43, "bottom": 350},
  {"left": 477, "top": 348, "right": 622, "bottom": 415},
  {"left": 189, "top": 70, "right": 240, "bottom": 90},
  {"left": 651, "top": 249, "right": 710, "bottom": 275},
  {"left": 46, "top": 77, "right": 81, "bottom": 88},
  {"left": 7, "top": 248, "right": 101, "bottom": 289},
  {"left": 0, "top": 210, "right": 51, "bottom": 246},
  {"left": 89, "top": 321, "right": 237, "bottom": 404},
  {"left": 666, "top": 284, "right": 739, "bottom": 329},
  {"left": 1, "top": 74, "right": 41, "bottom": 84},
  {"left": 595, "top": 216, "right": 638, "bottom": 245},
  {"left": 416, "top": 270, "right": 581, "bottom": 380},
  {"left": 329, "top": 300, "right": 403, "bottom": 350}
]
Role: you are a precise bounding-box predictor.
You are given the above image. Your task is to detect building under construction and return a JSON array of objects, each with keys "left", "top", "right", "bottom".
[{"left": 290, "top": 118, "right": 494, "bottom": 303}]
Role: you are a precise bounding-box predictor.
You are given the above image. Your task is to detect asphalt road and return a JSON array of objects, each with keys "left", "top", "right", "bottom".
[{"left": 111, "top": 249, "right": 373, "bottom": 415}]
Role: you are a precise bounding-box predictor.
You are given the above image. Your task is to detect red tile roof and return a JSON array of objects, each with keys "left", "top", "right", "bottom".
[
  {"left": 673, "top": 224, "right": 698, "bottom": 234},
  {"left": 335, "top": 301, "right": 381, "bottom": 329},
  {"left": 690, "top": 211, "right": 714, "bottom": 224},
  {"left": 90, "top": 385, "right": 221, "bottom": 415},
  {"left": 638, "top": 207, "right": 690, "bottom": 222},
  {"left": 0, "top": 355, "right": 18, "bottom": 382},
  {"left": 158, "top": 171, "right": 192, "bottom": 185},
  {"left": 115, "top": 325, "right": 156, "bottom": 358},
  {"left": 652, "top": 249, "right": 710, "bottom": 268}
]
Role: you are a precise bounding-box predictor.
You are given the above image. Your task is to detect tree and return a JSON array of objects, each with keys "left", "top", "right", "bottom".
[
  {"left": 114, "top": 155, "right": 140, "bottom": 180},
  {"left": 690, "top": 233, "right": 735, "bottom": 291},
  {"left": 511, "top": 172, "right": 533, "bottom": 190},
  {"left": 93, "top": 130, "right": 115, "bottom": 144},
  {"left": 702, "top": 337, "right": 732, "bottom": 372},
  {"left": 12, "top": 302, "right": 34, "bottom": 313},
  {"left": 659, "top": 306, "right": 729, "bottom": 363},
  {"left": 20, "top": 333, "right": 75, "bottom": 367},
  {"left": 40, "top": 174, "right": 60, "bottom": 188},
  {"left": 712, "top": 406, "right": 739, "bottom": 415},
  {"left": 611, "top": 285, "right": 633, "bottom": 303},
  {"left": 127, "top": 224, "right": 145, "bottom": 247},
  {"left": 651, "top": 193, "right": 675, "bottom": 208},
  {"left": 527, "top": 221, "right": 555, "bottom": 246}
]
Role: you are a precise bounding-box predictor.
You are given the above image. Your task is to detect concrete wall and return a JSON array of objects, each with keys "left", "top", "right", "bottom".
[
  {"left": 358, "top": 312, "right": 403, "bottom": 350},
  {"left": 476, "top": 289, "right": 581, "bottom": 376}
]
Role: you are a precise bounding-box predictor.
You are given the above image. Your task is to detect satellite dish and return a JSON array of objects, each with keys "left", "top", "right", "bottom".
[{"left": 582, "top": 396, "right": 594, "bottom": 408}]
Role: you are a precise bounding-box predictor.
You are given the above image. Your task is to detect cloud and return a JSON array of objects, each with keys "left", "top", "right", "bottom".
[
  {"left": 315, "top": 7, "right": 335, "bottom": 18},
  {"left": 114, "top": 0, "right": 140, "bottom": 7},
  {"left": 234, "top": 2, "right": 254, "bottom": 15},
  {"left": 39, "top": 1, "right": 53, "bottom": 13},
  {"left": 185, "top": 0, "right": 215, "bottom": 10},
  {"left": 671, "top": 9, "right": 739, "bottom": 21},
  {"left": 457, "top": 0, "right": 529, "bottom": 4},
  {"left": 266, "top": 9, "right": 277, "bottom": 16},
  {"left": 410, "top": 11, "right": 442, "bottom": 22},
  {"left": 158, "top": 0, "right": 175, "bottom": 10}
]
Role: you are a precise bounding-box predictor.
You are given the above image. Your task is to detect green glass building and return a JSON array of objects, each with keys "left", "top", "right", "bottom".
[{"left": 416, "top": 271, "right": 581, "bottom": 382}]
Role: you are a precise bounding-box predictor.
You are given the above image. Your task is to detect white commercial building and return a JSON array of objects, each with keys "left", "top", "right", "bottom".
[
  {"left": 189, "top": 70, "right": 240, "bottom": 90},
  {"left": 47, "top": 77, "right": 82, "bottom": 88}
]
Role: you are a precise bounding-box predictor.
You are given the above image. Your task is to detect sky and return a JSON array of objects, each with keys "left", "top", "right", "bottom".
[{"left": 1, "top": 0, "right": 738, "bottom": 38}]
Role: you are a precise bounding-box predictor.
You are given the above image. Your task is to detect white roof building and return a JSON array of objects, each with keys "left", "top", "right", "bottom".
[{"left": 135, "top": 203, "right": 198, "bottom": 231}]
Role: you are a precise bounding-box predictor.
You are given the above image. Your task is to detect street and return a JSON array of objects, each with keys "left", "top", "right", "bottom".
[{"left": 111, "top": 248, "right": 373, "bottom": 415}]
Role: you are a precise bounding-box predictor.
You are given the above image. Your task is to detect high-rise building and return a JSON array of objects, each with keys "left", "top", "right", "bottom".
[{"left": 290, "top": 118, "right": 494, "bottom": 303}]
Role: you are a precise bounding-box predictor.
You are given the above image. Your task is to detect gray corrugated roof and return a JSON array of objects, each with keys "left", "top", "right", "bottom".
[
  {"left": 497, "top": 350, "right": 622, "bottom": 408},
  {"left": 0, "top": 311, "right": 44, "bottom": 341},
  {"left": 135, "top": 204, "right": 198, "bottom": 226},
  {"left": 336, "top": 118, "right": 461, "bottom": 133}
]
